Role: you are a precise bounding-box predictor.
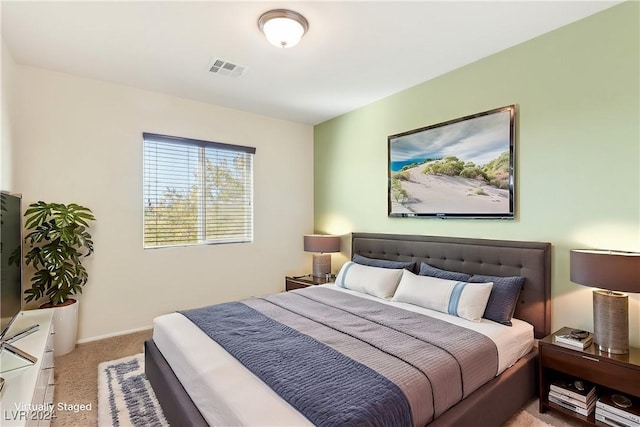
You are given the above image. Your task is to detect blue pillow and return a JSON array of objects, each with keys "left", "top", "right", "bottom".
[
  {"left": 419, "top": 262, "right": 471, "bottom": 281},
  {"left": 468, "top": 274, "right": 525, "bottom": 326},
  {"left": 352, "top": 254, "right": 416, "bottom": 271}
]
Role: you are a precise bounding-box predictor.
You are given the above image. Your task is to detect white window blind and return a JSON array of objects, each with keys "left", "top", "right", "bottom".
[{"left": 143, "top": 133, "right": 255, "bottom": 248}]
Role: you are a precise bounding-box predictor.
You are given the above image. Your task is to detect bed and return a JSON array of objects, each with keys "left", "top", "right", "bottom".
[{"left": 145, "top": 232, "right": 551, "bottom": 426}]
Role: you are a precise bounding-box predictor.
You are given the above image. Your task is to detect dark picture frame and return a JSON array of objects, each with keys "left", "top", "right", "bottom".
[{"left": 388, "top": 105, "right": 515, "bottom": 219}]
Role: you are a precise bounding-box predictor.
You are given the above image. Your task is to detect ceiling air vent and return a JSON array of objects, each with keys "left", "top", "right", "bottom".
[{"left": 208, "top": 58, "right": 246, "bottom": 78}]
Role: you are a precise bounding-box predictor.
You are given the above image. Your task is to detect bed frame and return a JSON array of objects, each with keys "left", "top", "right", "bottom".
[{"left": 145, "top": 232, "right": 551, "bottom": 426}]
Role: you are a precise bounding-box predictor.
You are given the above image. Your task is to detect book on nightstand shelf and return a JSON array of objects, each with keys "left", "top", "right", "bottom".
[
  {"left": 549, "top": 393, "right": 594, "bottom": 416},
  {"left": 596, "top": 393, "right": 640, "bottom": 427},
  {"left": 596, "top": 409, "right": 640, "bottom": 427},
  {"left": 548, "top": 375, "right": 596, "bottom": 416},
  {"left": 550, "top": 376, "right": 597, "bottom": 403},
  {"left": 553, "top": 327, "right": 594, "bottom": 349},
  {"left": 549, "top": 390, "right": 595, "bottom": 410}
]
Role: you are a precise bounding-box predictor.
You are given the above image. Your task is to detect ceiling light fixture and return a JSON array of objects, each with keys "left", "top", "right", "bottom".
[{"left": 258, "top": 9, "right": 309, "bottom": 49}]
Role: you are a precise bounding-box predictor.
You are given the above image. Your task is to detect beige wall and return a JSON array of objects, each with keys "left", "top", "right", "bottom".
[
  {"left": 314, "top": 2, "right": 640, "bottom": 346},
  {"left": 12, "top": 66, "right": 314, "bottom": 341},
  {"left": 1, "top": 38, "right": 16, "bottom": 191}
]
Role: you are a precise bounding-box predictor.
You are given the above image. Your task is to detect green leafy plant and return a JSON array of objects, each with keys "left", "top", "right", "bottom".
[{"left": 23, "top": 201, "right": 96, "bottom": 306}]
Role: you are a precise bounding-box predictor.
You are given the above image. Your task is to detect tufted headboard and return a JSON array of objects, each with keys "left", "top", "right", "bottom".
[{"left": 351, "top": 232, "right": 551, "bottom": 339}]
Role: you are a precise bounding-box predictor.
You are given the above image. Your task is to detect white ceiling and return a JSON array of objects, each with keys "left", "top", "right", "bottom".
[{"left": 1, "top": 1, "right": 622, "bottom": 125}]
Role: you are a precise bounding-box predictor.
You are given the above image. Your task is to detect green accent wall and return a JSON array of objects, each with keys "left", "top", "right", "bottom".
[{"left": 313, "top": 2, "right": 640, "bottom": 344}]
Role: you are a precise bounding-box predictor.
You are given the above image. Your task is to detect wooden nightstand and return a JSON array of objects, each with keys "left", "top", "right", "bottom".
[
  {"left": 285, "top": 275, "right": 331, "bottom": 291},
  {"left": 538, "top": 327, "right": 640, "bottom": 425}
]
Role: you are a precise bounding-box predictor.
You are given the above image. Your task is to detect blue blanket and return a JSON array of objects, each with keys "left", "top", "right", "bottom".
[{"left": 181, "top": 301, "right": 412, "bottom": 427}]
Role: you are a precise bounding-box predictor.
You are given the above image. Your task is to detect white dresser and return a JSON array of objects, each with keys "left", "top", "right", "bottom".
[{"left": 0, "top": 309, "right": 55, "bottom": 427}]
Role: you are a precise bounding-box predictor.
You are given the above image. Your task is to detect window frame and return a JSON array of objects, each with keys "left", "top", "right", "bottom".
[{"left": 142, "top": 132, "right": 256, "bottom": 249}]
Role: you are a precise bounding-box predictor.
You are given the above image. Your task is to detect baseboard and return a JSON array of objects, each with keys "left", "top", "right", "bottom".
[{"left": 77, "top": 325, "right": 152, "bottom": 344}]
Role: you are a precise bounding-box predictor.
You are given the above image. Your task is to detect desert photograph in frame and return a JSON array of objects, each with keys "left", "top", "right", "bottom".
[{"left": 388, "top": 105, "right": 515, "bottom": 219}]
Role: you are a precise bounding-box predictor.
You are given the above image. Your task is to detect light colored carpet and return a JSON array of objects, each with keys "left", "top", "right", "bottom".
[
  {"left": 52, "top": 329, "right": 584, "bottom": 426},
  {"left": 52, "top": 329, "right": 152, "bottom": 426},
  {"left": 504, "top": 398, "right": 584, "bottom": 427},
  {"left": 504, "top": 409, "right": 554, "bottom": 426}
]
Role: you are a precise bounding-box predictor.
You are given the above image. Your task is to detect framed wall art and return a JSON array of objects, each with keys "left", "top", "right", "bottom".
[{"left": 388, "top": 105, "right": 515, "bottom": 219}]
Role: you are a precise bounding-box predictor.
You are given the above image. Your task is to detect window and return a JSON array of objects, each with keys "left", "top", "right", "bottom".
[{"left": 143, "top": 133, "right": 255, "bottom": 248}]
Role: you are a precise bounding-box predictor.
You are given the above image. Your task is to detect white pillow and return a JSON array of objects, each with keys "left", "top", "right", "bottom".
[
  {"left": 392, "top": 270, "right": 493, "bottom": 322},
  {"left": 334, "top": 261, "right": 404, "bottom": 299}
]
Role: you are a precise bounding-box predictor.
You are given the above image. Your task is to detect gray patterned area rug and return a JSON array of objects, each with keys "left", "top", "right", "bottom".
[{"left": 97, "top": 354, "right": 169, "bottom": 427}]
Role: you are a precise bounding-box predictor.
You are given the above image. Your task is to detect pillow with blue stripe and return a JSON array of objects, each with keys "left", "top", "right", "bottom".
[
  {"left": 335, "top": 261, "right": 404, "bottom": 299},
  {"left": 352, "top": 254, "right": 416, "bottom": 272},
  {"left": 392, "top": 270, "right": 493, "bottom": 322},
  {"left": 418, "top": 262, "right": 472, "bottom": 281},
  {"left": 468, "top": 274, "right": 525, "bottom": 326}
]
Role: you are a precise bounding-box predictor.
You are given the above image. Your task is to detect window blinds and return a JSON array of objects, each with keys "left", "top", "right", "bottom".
[{"left": 143, "top": 133, "right": 255, "bottom": 248}]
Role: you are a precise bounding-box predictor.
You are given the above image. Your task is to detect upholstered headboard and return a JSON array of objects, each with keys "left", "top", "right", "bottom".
[{"left": 351, "top": 233, "right": 551, "bottom": 339}]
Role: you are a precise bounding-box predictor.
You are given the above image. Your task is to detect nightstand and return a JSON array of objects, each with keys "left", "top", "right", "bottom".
[
  {"left": 284, "top": 275, "right": 331, "bottom": 291},
  {"left": 538, "top": 327, "right": 640, "bottom": 425}
]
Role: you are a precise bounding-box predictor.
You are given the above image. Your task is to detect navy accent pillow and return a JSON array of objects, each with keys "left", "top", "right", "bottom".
[
  {"left": 419, "top": 262, "right": 471, "bottom": 281},
  {"left": 468, "top": 274, "right": 525, "bottom": 326},
  {"left": 352, "top": 254, "right": 416, "bottom": 271}
]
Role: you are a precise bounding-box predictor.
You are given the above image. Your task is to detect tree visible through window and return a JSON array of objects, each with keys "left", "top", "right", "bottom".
[{"left": 143, "top": 133, "right": 255, "bottom": 248}]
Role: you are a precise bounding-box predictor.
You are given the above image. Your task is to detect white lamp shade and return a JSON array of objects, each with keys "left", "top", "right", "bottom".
[
  {"left": 263, "top": 18, "right": 305, "bottom": 48},
  {"left": 258, "top": 9, "right": 309, "bottom": 49}
]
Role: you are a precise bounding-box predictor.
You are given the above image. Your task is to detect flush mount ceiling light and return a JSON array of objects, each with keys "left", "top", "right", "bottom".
[{"left": 258, "top": 9, "right": 309, "bottom": 49}]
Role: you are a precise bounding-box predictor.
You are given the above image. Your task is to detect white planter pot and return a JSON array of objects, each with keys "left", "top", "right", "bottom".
[{"left": 51, "top": 300, "right": 79, "bottom": 356}]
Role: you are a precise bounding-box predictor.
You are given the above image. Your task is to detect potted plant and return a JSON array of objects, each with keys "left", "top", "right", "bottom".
[{"left": 23, "top": 201, "right": 96, "bottom": 356}]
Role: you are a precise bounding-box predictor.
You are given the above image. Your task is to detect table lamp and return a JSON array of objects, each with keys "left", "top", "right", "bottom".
[
  {"left": 570, "top": 249, "right": 640, "bottom": 354},
  {"left": 304, "top": 235, "right": 341, "bottom": 278}
]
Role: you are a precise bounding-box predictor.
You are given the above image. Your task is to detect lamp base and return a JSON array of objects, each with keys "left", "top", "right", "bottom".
[
  {"left": 593, "top": 290, "right": 629, "bottom": 355},
  {"left": 312, "top": 253, "right": 331, "bottom": 278}
]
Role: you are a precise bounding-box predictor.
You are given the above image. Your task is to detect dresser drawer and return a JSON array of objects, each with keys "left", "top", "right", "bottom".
[{"left": 41, "top": 350, "right": 54, "bottom": 370}]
